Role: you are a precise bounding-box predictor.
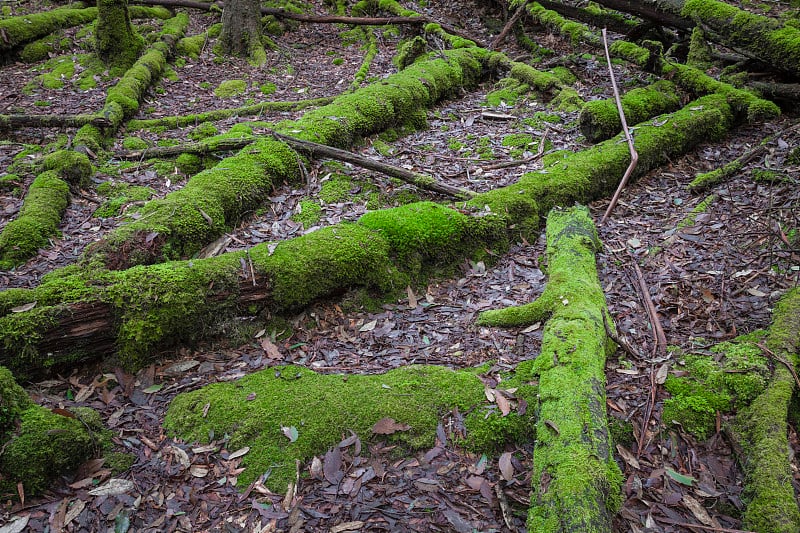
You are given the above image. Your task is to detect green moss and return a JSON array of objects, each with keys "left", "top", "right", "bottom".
[
  {"left": 0, "top": 406, "right": 108, "bottom": 496},
  {"left": 548, "top": 66, "right": 577, "bottom": 85},
  {"left": 319, "top": 173, "right": 353, "bottom": 203},
  {"left": 94, "top": 183, "right": 156, "bottom": 218},
  {"left": 214, "top": 79, "right": 247, "bottom": 98},
  {"left": 122, "top": 136, "right": 149, "bottom": 151},
  {"left": 0, "top": 6, "right": 98, "bottom": 51},
  {"left": 104, "top": 451, "right": 136, "bottom": 474},
  {"left": 39, "top": 56, "right": 76, "bottom": 89},
  {"left": 0, "top": 366, "right": 34, "bottom": 436},
  {"left": 290, "top": 200, "right": 322, "bottom": 228},
  {"left": 175, "top": 153, "right": 203, "bottom": 175},
  {"left": 177, "top": 33, "right": 206, "bottom": 58},
  {"left": 260, "top": 82, "right": 277, "bottom": 95},
  {"left": 165, "top": 364, "right": 530, "bottom": 491},
  {"left": 20, "top": 34, "right": 59, "bottom": 63},
  {"left": 677, "top": 194, "right": 717, "bottom": 229},
  {"left": 0, "top": 171, "right": 70, "bottom": 269},
  {"left": 751, "top": 169, "right": 790, "bottom": 183},
  {"left": 95, "top": 0, "right": 145, "bottom": 73},
  {"left": 687, "top": 27, "right": 713, "bottom": 69},
  {"left": 393, "top": 36, "right": 427, "bottom": 69},
  {"left": 188, "top": 121, "right": 219, "bottom": 141},
  {"left": 550, "top": 87, "right": 584, "bottom": 112},
  {"left": 41, "top": 149, "right": 94, "bottom": 187}
]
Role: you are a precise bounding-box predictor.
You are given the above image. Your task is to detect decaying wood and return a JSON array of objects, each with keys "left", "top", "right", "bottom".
[
  {"left": 118, "top": 132, "right": 475, "bottom": 200},
  {"left": 0, "top": 114, "right": 111, "bottom": 131}
]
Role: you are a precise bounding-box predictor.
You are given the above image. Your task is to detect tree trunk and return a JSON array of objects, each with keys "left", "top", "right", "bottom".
[
  {"left": 218, "top": 0, "right": 264, "bottom": 64},
  {"left": 95, "top": 0, "right": 144, "bottom": 72}
]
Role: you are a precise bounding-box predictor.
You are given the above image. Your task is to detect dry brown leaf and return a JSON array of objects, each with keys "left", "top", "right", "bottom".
[
  {"left": 616, "top": 444, "right": 640, "bottom": 470},
  {"left": 682, "top": 494, "right": 714, "bottom": 526},
  {"left": 371, "top": 417, "right": 411, "bottom": 434},
  {"left": 495, "top": 391, "right": 511, "bottom": 416},
  {"left": 260, "top": 337, "right": 282, "bottom": 359},
  {"left": 498, "top": 452, "right": 514, "bottom": 481}
]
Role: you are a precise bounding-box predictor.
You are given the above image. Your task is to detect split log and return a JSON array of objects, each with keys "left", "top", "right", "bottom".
[
  {"left": 478, "top": 206, "right": 621, "bottom": 532},
  {"left": 118, "top": 133, "right": 474, "bottom": 200},
  {"left": 0, "top": 113, "right": 112, "bottom": 131},
  {"left": 732, "top": 288, "right": 800, "bottom": 532}
]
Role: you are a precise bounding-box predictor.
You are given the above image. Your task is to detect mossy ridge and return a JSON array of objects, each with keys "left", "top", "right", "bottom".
[
  {"left": 0, "top": 6, "right": 99, "bottom": 51},
  {"left": 94, "top": 182, "right": 156, "bottom": 218},
  {"left": 732, "top": 288, "right": 800, "bottom": 532},
  {"left": 0, "top": 366, "right": 109, "bottom": 497},
  {"left": 468, "top": 94, "right": 736, "bottom": 240},
  {"left": 579, "top": 80, "right": 682, "bottom": 143},
  {"left": 165, "top": 363, "right": 534, "bottom": 492},
  {"left": 662, "top": 331, "right": 770, "bottom": 439}
]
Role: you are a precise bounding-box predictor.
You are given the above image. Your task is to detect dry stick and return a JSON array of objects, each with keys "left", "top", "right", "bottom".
[
  {"left": 602, "top": 312, "right": 643, "bottom": 360},
  {"left": 757, "top": 342, "right": 800, "bottom": 389},
  {"left": 599, "top": 28, "right": 639, "bottom": 225},
  {"left": 118, "top": 134, "right": 475, "bottom": 200},
  {"left": 130, "top": 0, "right": 487, "bottom": 47},
  {"left": 481, "top": 127, "right": 550, "bottom": 171},
  {"left": 489, "top": 5, "right": 525, "bottom": 50}
]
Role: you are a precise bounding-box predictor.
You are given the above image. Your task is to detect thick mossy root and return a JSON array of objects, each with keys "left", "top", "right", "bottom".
[
  {"left": 681, "top": 0, "right": 800, "bottom": 79},
  {"left": 0, "top": 171, "right": 70, "bottom": 270},
  {"left": 0, "top": 6, "right": 99, "bottom": 52},
  {"left": 165, "top": 364, "right": 535, "bottom": 492},
  {"left": 0, "top": 366, "right": 109, "bottom": 497},
  {"left": 0, "top": 204, "right": 505, "bottom": 373},
  {"left": 492, "top": 206, "right": 620, "bottom": 533},
  {"left": 73, "top": 13, "right": 189, "bottom": 152},
  {"left": 732, "top": 288, "right": 800, "bottom": 532},
  {"left": 661, "top": 332, "right": 770, "bottom": 439},
  {"left": 468, "top": 94, "right": 736, "bottom": 240},
  {"left": 88, "top": 48, "right": 488, "bottom": 267},
  {"left": 579, "top": 80, "right": 681, "bottom": 143},
  {"left": 523, "top": 1, "right": 600, "bottom": 47}
]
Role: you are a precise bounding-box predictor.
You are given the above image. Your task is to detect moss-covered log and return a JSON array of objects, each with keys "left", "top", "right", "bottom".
[
  {"left": 579, "top": 80, "right": 681, "bottom": 143},
  {"left": 96, "top": 0, "right": 145, "bottom": 72},
  {"left": 73, "top": 13, "right": 189, "bottom": 152},
  {"left": 0, "top": 366, "right": 109, "bottom": 496},
  {"left": 479, "top": 206, "right": 621, "bottom": 532},
  {"left": 0, "top": 4, "right": 171, "bottom": 53},
  {"left": 733, "top": 289, "right": 800, "bottom": 532},
  {"left": 0, "top": 151, "right": 93, "bottom": 270},
  {"left": 85, "top": 47, "right": 488, "bottom": 268},
  {"left": 0, "top": 202, "right": 507, "bottom": 374}
]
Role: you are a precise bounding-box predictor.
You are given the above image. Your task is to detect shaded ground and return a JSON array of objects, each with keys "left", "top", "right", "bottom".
[{"left": 1, "top": 0, "right": 800, "bottom": 531}]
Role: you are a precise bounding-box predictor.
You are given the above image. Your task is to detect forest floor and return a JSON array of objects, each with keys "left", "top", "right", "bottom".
[{"left": 1, "top": 0, "right": 800, "bottom": 531}]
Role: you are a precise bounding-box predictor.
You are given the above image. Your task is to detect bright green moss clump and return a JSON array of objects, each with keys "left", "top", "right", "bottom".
[
  {"left": 663, "top": 332, "right": 770, "bottom": 439},
  {"left": 214, "top": 79, "right": 247, "bottom": 98},
  {"left": 42, "top": 149, "right": 94, "bottom": 187},
  {"left": 94, "top": 182, "right": 156, "bottom": 218},
  {"left": 165, "top": 364, "right": 532, "bottom": 492},
  {"left": 291, "top": 200, "right": 322, "bottom": 228},
  {"left": 0, "top": 366, "right": 34, "bottom": 436}
]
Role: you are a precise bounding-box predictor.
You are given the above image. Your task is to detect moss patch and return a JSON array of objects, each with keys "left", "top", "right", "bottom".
[
  {"left": 94, "top": 182, "right": 156, "bottom": 218},
  {"left": 165, "top": 364, "right": 533, "bottom": 491},
  {"left": 214, "top": 79, "right": 248, "bottom": 98}
]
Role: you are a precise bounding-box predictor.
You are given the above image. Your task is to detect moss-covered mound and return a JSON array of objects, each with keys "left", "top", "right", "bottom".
[
  {"left": 0, "top": 367, "right": 109, "bottom": 497},
  {"left": 165, "top": 364, "right": 534, "bottom": 492}
]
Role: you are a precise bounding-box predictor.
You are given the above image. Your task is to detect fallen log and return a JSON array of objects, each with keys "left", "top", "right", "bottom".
[
  {"left": 732, "top": 288, "right": 800, "bottom": 532},
  {"left": 117, "top": 133, "right": 474, "bottom": 200},
  {"left": 0, "top": 114, "right": 112, "bottom": 131},
  {"left": 479, "top": 206, "right": 622, "bottom": 532}
]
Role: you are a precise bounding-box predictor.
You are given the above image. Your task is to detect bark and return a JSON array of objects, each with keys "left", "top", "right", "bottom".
[
  {"left": 218, "top": 0, "right": 263, "bottom": 62},
  {"left": 732, "top": 288, "right": 800, "bottom": 532},
  {"left": 479, "top": 206, "right": 621, "bottom": 532},
  {"left": 117, "top": 133, "right": 475, "bottom": 199}
]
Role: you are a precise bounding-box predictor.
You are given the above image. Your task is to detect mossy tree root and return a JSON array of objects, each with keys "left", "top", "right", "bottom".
[
  {"left": 480, "top": 206, "right": 621, "bottom": 532},
  {"left": 0, "top": 151, "right": 93, "bottom": 270},
  {"left": 579, "top": 80, "right": 682, "bottom": 143},
  {"left": 732, "top": 288, "right": 800, "bottom": 533},
  {"left": 0, "top": 366, "right": 108, "bottom": 497},
  {"left": 86, "top": 47, "right": 488, "bottom": 268}
]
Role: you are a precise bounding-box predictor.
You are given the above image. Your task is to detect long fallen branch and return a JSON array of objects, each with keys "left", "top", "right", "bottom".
[
  {"left": 129, "top": 0, "right": 485, "bottom": 46},
  {"left": 0, "top": 114, "right": 112, "bottom": 131},
  {"left": 118, "top": 132, "right": 474, "bottom": 200}
]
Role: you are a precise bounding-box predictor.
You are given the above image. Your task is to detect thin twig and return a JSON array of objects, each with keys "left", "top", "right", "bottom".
[
  {"left": 490, "top": 5, "right": 526, "bottom": 50},
  {"left": 600, "top": 28, "right": 639, "bottom": 225},
  {"left": 630, "top": 259, "right": 667, "bottom": 357},
  {"left": 602, "top": 312, "right": 643, "bottom": 359},
  {"left": 757, "top": 342, "right": 800, "bottom": 389}
]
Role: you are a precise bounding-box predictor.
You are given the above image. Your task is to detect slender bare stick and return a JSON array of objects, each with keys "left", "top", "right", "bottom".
[
  {"left": 630, "top": 260, "right": 667, "bottom": 358},
  {"left": 600, "top": 28, "right": 639, "bottom": 225},
  {"left": 490, "top": 5, "right": 525, "bottom": 50}
]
